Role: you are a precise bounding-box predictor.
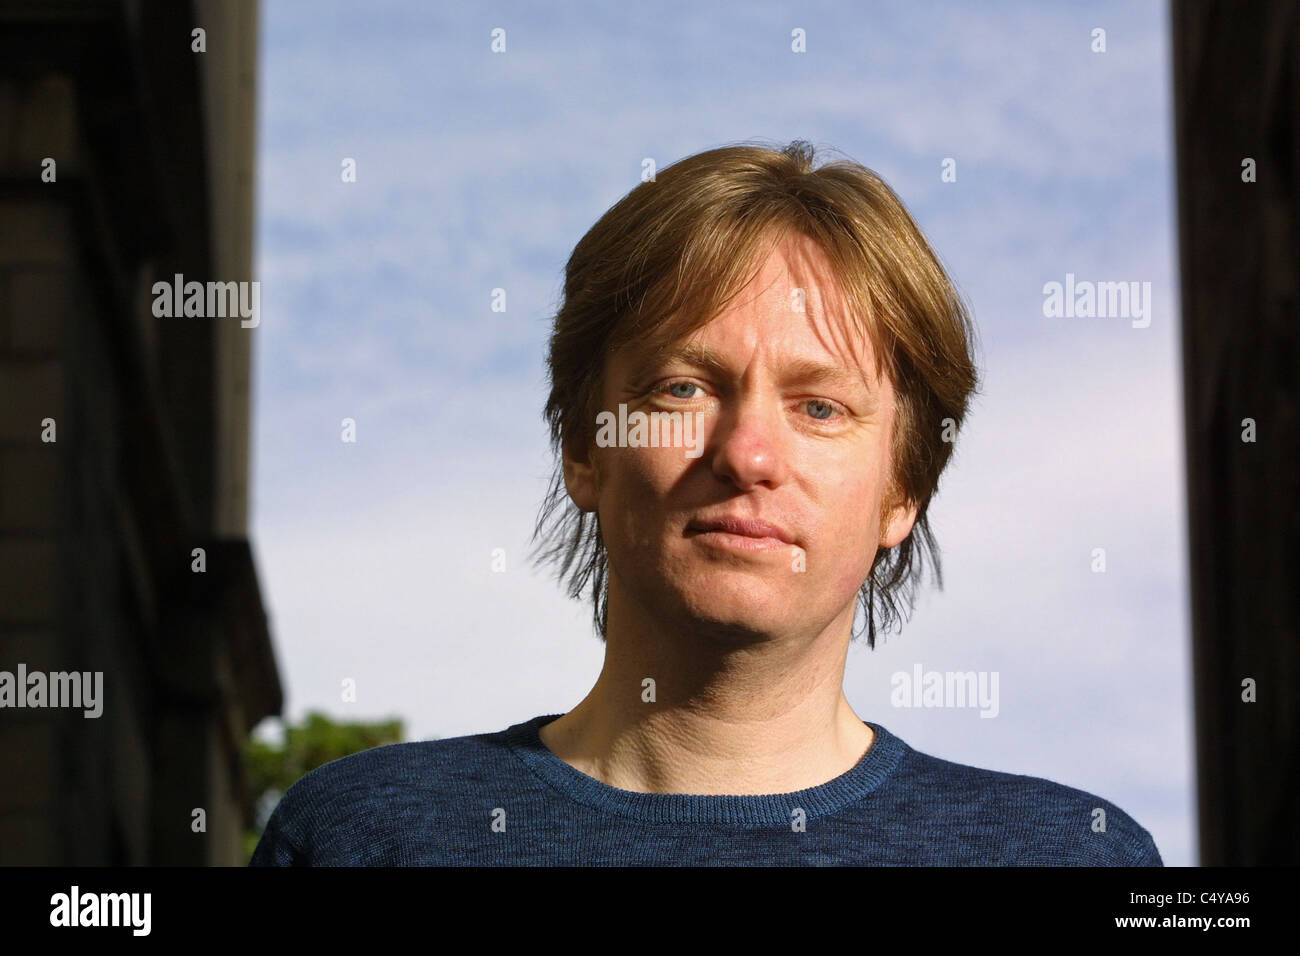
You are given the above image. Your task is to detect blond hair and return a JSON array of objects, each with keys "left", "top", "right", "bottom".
[{"left": 531, "top": 140, "right": 981, "bottom": 648}]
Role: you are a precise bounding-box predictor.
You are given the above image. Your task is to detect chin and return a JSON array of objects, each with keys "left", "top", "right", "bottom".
[{"left": 671, "top": 578, "right": 797, "bottom": 642}]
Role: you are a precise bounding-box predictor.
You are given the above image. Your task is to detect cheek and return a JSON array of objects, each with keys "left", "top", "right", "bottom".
[
  {"left": 598, "top": 449, "right": 684, "bottom": 548},
  {"left": 820, "top": 476, "right": 884, "bottom": 581},
  {"left": 600, "top": 447, "right": 680, "bottom": 500},
  {"left": 824, "top": 529, "right": 881, "bottom": 599}
]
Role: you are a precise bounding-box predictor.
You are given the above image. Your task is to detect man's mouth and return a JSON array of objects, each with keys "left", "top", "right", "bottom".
[{"left": 685, "top": 515, "right": 797, "bottom": 551}]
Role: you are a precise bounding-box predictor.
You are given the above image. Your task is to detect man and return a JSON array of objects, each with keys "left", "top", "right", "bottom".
[{"left": 251, "top": 140, "right": 1162, "bottom": 866}]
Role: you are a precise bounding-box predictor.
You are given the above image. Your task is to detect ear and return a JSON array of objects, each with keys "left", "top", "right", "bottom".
[
  {"left": 562, "top": 435, "right": 600, "bottom": 514},
  {"left": 878, "top": 487, "right": 919, "bottom": 549}
]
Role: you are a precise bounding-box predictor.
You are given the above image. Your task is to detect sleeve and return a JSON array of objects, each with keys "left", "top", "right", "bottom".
[
  {"left": 1122, "top": 827, "right": 1164, "bottom": 867},
  {"left": 248, "top": 796, "right": 310, "bottom": 866}
]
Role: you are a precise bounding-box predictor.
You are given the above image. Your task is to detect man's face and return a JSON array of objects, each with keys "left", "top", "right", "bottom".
[{"left": 564, "top": 233, "right": 918, "bottom": 644}]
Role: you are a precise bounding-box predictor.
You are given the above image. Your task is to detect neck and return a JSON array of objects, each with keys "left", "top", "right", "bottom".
[{"left": 538, "top": 573, "right": 874, "bottom": 795}]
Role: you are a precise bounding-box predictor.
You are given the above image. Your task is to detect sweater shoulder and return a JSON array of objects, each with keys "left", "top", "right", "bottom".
[
  {"left": 887, "top": 743, "right": 1163, "bottom": 866},
  {"left": 288, "top": 731, "right": 498, "bottom": 796},
  {"left": 248, "top": 728, "right": 512, "bottom": 866}
]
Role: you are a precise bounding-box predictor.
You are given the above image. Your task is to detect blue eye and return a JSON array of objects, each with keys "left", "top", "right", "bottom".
[{"left": 655, "top": 382, "right": 842, "bottom": 421}]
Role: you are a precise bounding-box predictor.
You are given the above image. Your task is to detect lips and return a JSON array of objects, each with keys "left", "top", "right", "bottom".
[{"left": 686, "top": 515, "right": 796, "bottom": 545}]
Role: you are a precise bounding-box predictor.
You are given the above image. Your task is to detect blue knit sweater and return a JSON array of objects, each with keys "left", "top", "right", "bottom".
[{"left": 249, "top": 714, "right": 1162, "bottom": 866}]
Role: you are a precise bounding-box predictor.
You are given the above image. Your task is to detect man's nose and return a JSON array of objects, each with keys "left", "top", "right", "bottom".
[{"left": 706, "top": 395, "right": 791, "bottom": 490}]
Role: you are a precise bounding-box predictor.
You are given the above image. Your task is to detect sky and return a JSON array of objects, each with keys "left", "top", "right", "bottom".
[{"left": 249, "top": 0, "right": 1193, "bottom": 864}]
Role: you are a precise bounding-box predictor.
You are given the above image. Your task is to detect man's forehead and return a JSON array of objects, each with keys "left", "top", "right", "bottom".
[
  {"left": 616, "top": 305, "right": 887, "bottom": 390},
  {"left": 639, "top": 338, "right": 879, "bottom": 387},
  {"left": 606, "top": 231, "right": 889, "bottom": 389}
]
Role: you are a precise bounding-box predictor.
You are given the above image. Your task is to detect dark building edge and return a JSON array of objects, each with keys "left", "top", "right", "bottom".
[
  {"left": 0, "top": 0, "right": 280, "bottom": 864},
  {"left": 1172, "top": 0, "right": 1300, "bottom": 865}
]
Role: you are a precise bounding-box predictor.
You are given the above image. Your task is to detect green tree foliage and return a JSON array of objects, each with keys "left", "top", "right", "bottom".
[{"left": 242, "top": 711, "right": 406, "bottom": 861}]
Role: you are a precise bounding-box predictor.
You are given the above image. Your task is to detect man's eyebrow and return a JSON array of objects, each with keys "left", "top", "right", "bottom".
[{"left": 634, "top": 342, "right": 873, "bottom": 391}]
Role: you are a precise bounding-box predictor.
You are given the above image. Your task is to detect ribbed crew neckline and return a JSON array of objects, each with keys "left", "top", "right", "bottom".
[{"left": 504, "top": 713, "right": 906, "bottom": 827}]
